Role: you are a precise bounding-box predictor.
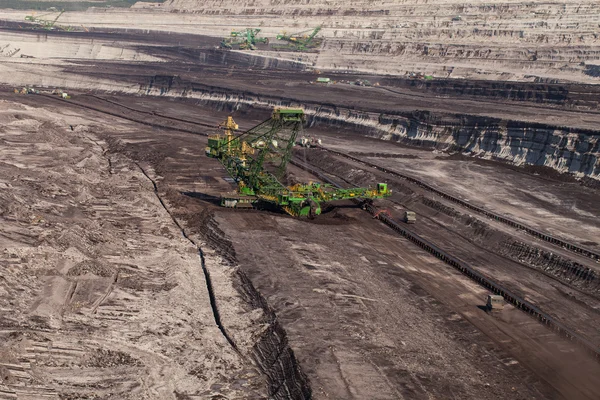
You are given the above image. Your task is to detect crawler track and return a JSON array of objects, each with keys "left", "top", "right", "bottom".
[
  {"left": 289, "top": 158, "right": 600, "bottom": 362},
  {"left": 319, "top": 147, "right": 600, "bottom": 262}
]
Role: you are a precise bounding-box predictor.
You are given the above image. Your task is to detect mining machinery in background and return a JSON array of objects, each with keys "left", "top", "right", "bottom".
[
  {"left": 221, "top": 28, "right": 269, "bottom": 50},
  {"left": 205, "top": 108, "right": 391, "bottom": 217},
  {"left": 24, "top": 10, "right": 73, "bottom": 31},
  {"left": 275, "top": 26, "right": 323, "bottom": 51},
  {"left": 298, "top": 136, "right": 322, "bottom": 148}
]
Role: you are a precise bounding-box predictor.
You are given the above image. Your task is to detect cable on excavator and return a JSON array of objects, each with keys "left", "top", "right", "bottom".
[{"left": 205, "top": 108, "right": 391, "bottom": 217}]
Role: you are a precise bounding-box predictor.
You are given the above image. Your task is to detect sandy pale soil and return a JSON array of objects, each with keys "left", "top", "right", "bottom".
[
  {"left": 0, "top": 99, "right": 267, "bottom": 399},
  {"left": 2, "top": 0, "right": 599, "bottom": 83}
]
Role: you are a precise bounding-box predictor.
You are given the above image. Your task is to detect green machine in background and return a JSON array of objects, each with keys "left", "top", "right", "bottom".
[
  {"left": 206, "top": 108, "right": 390, "bottom": 217},
  {"left": 221, "top": 28, "right": 269, "bottom": 50},
  {"left": 275, "top": 26, "right": 323, "bottom": 51}
]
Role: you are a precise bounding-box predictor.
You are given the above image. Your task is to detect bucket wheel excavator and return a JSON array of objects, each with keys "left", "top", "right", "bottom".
[
  {"left": 221, "top": 28, "right": 269, "bottom": 50},
  {"left": 206, "top": 108, "right": 391, "bottom": 217},
  {"left": 275, "top": 26, "right": 323, "bottom": 51}
]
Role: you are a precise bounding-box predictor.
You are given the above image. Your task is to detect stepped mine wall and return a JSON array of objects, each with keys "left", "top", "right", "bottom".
[
  {"left": 1, "top": 65, "right": 597, "bottom": 179},
  {"left": 2, "top": 0, "right": 599, "bottom": 82},
  {"left": 307, "top": 108, "right": 600, "bottom": 178},
  {"left": 138, "top": 77, "right": 600, "bottom": 179},
  {"left": 141, "top": 0, "right": 600, "bottom": 82}
]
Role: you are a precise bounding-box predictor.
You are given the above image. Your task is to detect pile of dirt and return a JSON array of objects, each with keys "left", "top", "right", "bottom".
[
  {"left": 67, "top": 260, "right": 115, "bottom": 278},
  {"left": 82, "top": 349, "right": 143, "bottom": 368}
]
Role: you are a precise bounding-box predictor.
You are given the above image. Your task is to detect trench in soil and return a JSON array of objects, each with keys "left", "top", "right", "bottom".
[{"left": 134, "top": 162, "right": 311, "bottom": 399}]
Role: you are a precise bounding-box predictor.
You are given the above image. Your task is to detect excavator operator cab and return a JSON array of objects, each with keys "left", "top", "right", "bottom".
[
  {"left": 272, "top": 108, "right": 305, "bottom": 122},
  {"left": 377, "top": 183, "right": 389, "bottom": 195},
  {"left": 278, "top": 193, "right": 290, "bottom": 206}
]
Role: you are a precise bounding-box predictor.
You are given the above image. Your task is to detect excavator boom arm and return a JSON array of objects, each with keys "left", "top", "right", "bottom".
[{"left": 205, "top": 109, "right": 390, "bottom": 217}]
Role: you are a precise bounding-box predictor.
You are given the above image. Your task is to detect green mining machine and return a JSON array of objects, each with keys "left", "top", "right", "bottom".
[
  {"left": 275, "top": 26, "right": 323, "bottom": 51},
  {"left": 205, "top": 108, "right": 391, "bottom": 217},
  {"left": 221, "top": 28, "right": 269, "bottom": 50},
  {"left": 25, "top": 10, "right": 72, "bottom": 31}
]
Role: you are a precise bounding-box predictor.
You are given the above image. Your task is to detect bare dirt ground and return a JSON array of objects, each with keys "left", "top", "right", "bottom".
[
  {"left": 4, "top": 92, "right": 595, "bottom": 400},
  {"left": 0, "top": 98, "right": 269, "bottom": 399},
  {"left": 312, "top": 131, "right": 600, "bottom": 248},
  {"left": 1, "top": 11, "right": 600, "bottom": 400}
]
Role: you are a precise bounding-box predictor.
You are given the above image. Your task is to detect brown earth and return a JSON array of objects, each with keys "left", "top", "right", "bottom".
[
  {"left": 2, "top": 93, "right": 595, "bottom": 399},
  {"left": 1, "top": 13, "right": 600, "bottom": 400}
]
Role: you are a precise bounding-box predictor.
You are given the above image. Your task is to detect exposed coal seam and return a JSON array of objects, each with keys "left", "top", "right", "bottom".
[
  {"left": 139, "top": 77, "right": 600, "bottom": 134},
  {"left": 135, "top": 163, "right": 240, "bottom": 353}
]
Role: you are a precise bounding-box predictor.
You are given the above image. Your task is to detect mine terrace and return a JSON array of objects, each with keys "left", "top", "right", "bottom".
[{"left": 0, "top": 1, "right": 599, "bottom": 399}]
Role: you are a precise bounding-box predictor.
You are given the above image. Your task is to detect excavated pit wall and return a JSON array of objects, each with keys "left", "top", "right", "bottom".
[
  {"left": 111, "top": 139, "right": 312, "bottom": 400},
  {"left": 236, "top": 271, "right": 312, "bottom": 400},
  {"left": 3, "top": 57, "right": 597, "bottom": 179},
  {"left": 137, "top": 77, "right": 600, "bottom": 180},
  {"left": 189, "top": 209, "right": 312, "bottom": 399},
  {"left": 192, "top": 210, "right": 312, "bottom": 399},
  {"left": 150, "top": 0, "right": 600, "bottom": 83},
  {"left": 3, "top": 0, "right": 600, "bottom": 82},
  {"left": 371, "top": 112, "right": 600, "bottom": 178}
]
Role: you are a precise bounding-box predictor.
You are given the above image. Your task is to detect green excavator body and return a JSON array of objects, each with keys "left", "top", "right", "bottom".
[{"left": 206, "top": 108, "right": 390, "bottom": 217}]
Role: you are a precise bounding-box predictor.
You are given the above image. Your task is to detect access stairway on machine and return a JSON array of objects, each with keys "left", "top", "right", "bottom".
[{"left": 205, "top": 108, "right": 390, "bottom": 217}]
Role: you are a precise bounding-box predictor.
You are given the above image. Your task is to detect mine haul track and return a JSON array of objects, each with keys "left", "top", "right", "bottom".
[
  {"left": 40, "top": 93, "right": 600, "bottom": 361},
  {"left": 40, "top": 93, "right": 215, "bottom": 134},
  {"left": 319, "top": 147, "right": 600, "bottom": 263}
]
